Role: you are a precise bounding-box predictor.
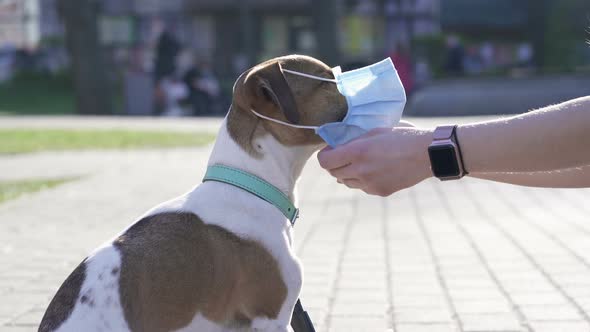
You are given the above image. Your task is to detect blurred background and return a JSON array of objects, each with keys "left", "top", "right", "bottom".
[
  {"left": 1, "top": 3, "right": 590, "bottom": 330},
  {"left": 0, "top": 0, "right": 589, "bottom": 117}
]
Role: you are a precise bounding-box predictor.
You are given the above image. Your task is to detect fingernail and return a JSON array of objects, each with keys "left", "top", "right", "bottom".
[{"left": 320, "top": 146, "right": 333, "bottom": 153}]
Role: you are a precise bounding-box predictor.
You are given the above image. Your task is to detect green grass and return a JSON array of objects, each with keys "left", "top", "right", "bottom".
[
  {"left": 0, "top": 177, "right": 76, "bottom": 203},
  {"left": 0, "top": 72, "right": 75, "bottom": 115},
  {"left": 0, "top": 129, "right": 216, "bottom": 154}
]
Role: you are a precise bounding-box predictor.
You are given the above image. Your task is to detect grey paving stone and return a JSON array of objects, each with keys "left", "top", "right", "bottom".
[
  {"left": 2, "top": 117, "right": 590, "bottom": 331},
  {"left": 519, "top": 305, "right": 583, "bottom": 321},
  {"left": 459, "top": 312, "right": 522, "bottom": 331},
  {"left": 0, "top": 326, "right": 41, "bottom": 332},
  {"left": 327, "top": 316, "right": 388, "bottom": 332},
  {"left": 453, "top": 299, "right": 513, "bottom": 315},
  {"left": 6, "top": 309, "right": 44, "bottom": 327},
  {"left": 395, "top": 323, "right": 457, "bottom": 332},
  {"left": 528, "top": 321, "right": 590, "bottom": 332},
  {"left": 394, "top": 307, "right": 453, "bottom": 323}
]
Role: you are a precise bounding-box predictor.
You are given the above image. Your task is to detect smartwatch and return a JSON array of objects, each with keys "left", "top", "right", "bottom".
[{"left": 428, "top": 125, "right": 468, "bottom": 181}]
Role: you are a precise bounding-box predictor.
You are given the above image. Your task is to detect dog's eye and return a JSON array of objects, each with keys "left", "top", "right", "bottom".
[
  {"left": 323, "top": 69, "right": 335, "bottom": 79},
  {"left": 261, "top": 87, "right": 274, "bottom": 102}
]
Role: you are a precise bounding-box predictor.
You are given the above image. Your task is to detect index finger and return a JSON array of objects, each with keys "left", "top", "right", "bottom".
[{"left": 317, "top": 145, "right": 356, "bottom": 170}]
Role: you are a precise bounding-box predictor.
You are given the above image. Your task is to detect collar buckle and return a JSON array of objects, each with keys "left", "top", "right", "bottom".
[{"left": 290, "top": 208, "right": 300, "bottom": 227}]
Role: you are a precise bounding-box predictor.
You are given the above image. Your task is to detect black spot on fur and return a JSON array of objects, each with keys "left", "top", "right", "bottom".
[
  {"left": 39, "top": 260, "right": 87, "bottom": 332},
  {"left": 111, "top": 267, "right": 119, "bottom": 275},
  {"left": 79, "top": 289, "right": 93, "bottom": 306}
]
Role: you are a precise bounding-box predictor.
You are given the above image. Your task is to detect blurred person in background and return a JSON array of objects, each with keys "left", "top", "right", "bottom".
[
  {"left": 153, "top": 21, "right": 181, "bottom": 115},
  {"left": 183, "top": 59, "right": 220, "bottom": 116},
  {"left": 464, "top": 45, "right": 484, "bottom": 75},
  {"left": 318, "top": 96, "right": 590, "bottom": 196},
  {"left": 154, "top": 26, "right": 181, "bottom": 83},
  {"left": 413, "top": 57, "right": 431, "bottom": 90},
  {"left": 159, "top": 74, "right": 188, "bottom": 117},
  {"left": 480, "top": 41, "right": 494, "bottom": 70},
  {"left": 0, "top": 45, "right": 16, "bottom": 82},
  {"left": 389, "top": 43, "right": 414, "bottom": 95},
  {"left": 517, "top": 43, "right": 534, "bottom": 68},
  {"left": 15, "top": 47, "right": 40, "bottom": 73},
  {"left": 445, "top": 35, "right": 465, "bottom": 76}
]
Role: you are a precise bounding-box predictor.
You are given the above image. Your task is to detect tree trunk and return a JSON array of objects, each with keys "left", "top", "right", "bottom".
[
  {"left": 57, "top": 0, "right": 112, "bottom": 115},
  {"left": 313, "top": 0, "right": 341, "bottom": 66},
  {"left": 238, "top": 0, "right": 256, "bottom": 67},
  {"left": 527, "top": 0, "right": 547, "bottom": 68}
]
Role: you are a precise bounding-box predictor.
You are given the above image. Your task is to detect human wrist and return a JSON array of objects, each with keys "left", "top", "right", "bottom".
[
  {"left": 456, "top": 124, "right": 476, "bottom": 174},
  {"left": 415, "top": 128, "right": 434, "bottom": 179}
]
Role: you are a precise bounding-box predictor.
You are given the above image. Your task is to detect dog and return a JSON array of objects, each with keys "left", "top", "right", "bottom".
[{"left": 39, "top": 55, "right": 347, "bottom": 332}]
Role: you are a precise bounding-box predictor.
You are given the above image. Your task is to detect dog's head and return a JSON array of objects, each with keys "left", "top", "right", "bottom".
[{"left": 227, "top": 55, "right": 347, "bottom": 156}]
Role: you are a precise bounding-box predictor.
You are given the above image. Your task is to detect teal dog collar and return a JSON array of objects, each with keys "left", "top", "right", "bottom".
[{"left": 203, "top": 164, "right": 299, "bottom": 225}]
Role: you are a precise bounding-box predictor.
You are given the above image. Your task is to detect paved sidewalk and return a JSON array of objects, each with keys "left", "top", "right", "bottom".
[{"left": 1, "top": 118, "right": 590, "bottom": 332}]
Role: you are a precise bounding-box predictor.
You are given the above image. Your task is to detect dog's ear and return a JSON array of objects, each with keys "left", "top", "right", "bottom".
[{"left": 244, "top": 61, "right": 299, "bottom": 124}]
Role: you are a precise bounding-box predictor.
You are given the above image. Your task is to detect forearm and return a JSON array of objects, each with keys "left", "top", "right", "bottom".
[
  {"left": 457, "top": 96, "right": 590, "bottom": 173},
  {"left": 470, "top": 165, "right": 590, "bottom": 188}
]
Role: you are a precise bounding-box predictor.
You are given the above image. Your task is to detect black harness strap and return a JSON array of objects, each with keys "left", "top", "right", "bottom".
[{"left": 290, "top": 299, "right": 316, "bottom": 332}]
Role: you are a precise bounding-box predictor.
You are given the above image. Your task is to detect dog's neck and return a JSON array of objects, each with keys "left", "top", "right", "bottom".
[{"left": 207, "top": 116, "right": 319, "bottom": 201}]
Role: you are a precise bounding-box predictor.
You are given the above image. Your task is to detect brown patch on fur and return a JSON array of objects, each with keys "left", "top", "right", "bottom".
[
  {"left": 113, "top": 212, "right": 287, "bottom": 331},
  {"left": 39, "top": 260, "right": 87, "bottom": 332},
  {"left": 228, "top": 55, "right": 348, "bottom": 155},
  {"left": 226, "top": 103, "right": 267, "bottom": 158}
]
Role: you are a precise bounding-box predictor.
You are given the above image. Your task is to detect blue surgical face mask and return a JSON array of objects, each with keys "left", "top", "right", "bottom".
[{"left": 251, "top": 58, "right": 406, "bottom": 147}]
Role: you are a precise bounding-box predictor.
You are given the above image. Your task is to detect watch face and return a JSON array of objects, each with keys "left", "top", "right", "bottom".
[{"left": 428, "top": 144, "right": 460, "bottom": 178}]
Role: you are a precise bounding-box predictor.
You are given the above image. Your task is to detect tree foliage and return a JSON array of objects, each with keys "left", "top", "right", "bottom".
[{"left": 544, "top": 0, "right": 590, "bottom": 71}]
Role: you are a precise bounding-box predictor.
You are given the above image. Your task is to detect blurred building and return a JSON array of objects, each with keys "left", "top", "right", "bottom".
[
  {"left": 0, "top": 0, "right": 588, "bottom": 110},
  {"left": 186, "top": 0, "right": 441, "bottom": 74},
  {"left": 0, "top": 0, "right": 553, "bottom": 76},
  {"left": 0, "top": 0, "right": 40, "bottom": 48},
  {"left": 442, "top": 0, "right": 528, "bottom": 36},
  {"left": 94, "top": 0, "right": 443, "bottom": 105},
  {"left": 93, "top": 0, "right": 441, "bottom": 76}
]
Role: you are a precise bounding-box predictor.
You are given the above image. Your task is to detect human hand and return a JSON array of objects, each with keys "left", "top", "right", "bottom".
[{"left": 317, "top": 126, "right": 433, "bottom": 196}]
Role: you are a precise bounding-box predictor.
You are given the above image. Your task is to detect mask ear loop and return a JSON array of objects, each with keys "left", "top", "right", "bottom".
[
  {"left": 282, "top": 69, "right": 338, "bottom": 83},
  {"left": 251, "top": 67, "right": 336, "bottom": 130},
  {"left": 251, "top": 109, "right": 318, "bottom": 130}
]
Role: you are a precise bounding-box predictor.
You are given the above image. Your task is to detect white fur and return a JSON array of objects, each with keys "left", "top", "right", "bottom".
[
  {"left": 147, "top": 118, "right": 315, "bottom": 330},
  {"left": 54, "top": 245, "right": 130, "bottom": 332},
  {"left": 55, "top": 117, "right": 315, "bottom": 331},
  {"left": 172, "top": 313, "right": 227, "bottom": 332}
]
